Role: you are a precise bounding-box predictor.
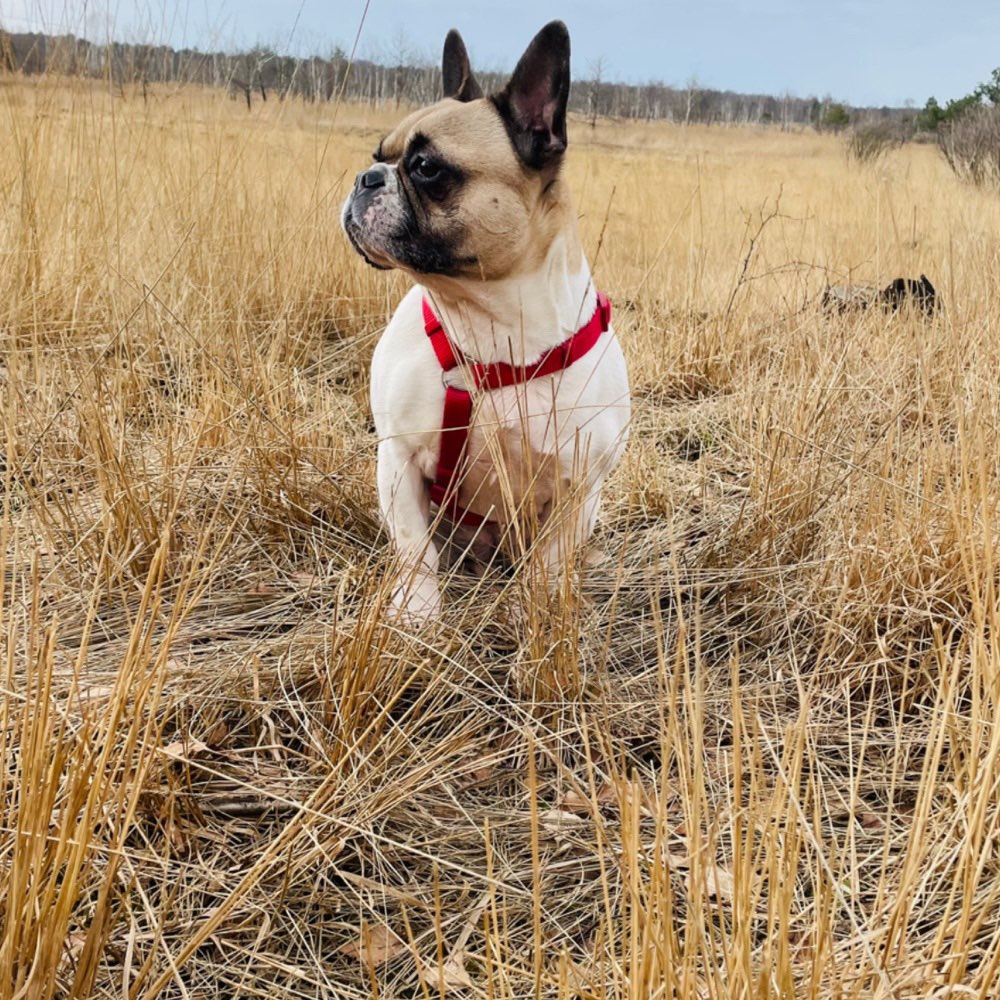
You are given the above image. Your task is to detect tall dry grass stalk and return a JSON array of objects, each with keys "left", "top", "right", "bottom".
[{"left": 2, "top": 72, "right": 1000, "bottom": 998}]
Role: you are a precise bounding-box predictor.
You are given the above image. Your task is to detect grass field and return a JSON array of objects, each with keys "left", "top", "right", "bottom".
[{"left": 3, "top": 74, "right": 1000, "bottom": 999}]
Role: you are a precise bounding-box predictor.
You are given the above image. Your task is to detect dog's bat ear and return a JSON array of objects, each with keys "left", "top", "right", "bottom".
[
  {"left": 442, "top": 29, "right": 483, "bottom": 102},
  {"left": 492, "top": 20, "right": 570, "bottom": 170}
]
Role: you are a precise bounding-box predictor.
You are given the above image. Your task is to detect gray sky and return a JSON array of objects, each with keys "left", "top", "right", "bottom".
[{"left": 1, "top": 0, "right": 998, "bottom": 107}]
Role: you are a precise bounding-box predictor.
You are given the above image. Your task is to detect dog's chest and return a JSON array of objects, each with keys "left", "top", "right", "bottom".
[{"left": 417, "top": 381, "right": 570, "bottom": 522}]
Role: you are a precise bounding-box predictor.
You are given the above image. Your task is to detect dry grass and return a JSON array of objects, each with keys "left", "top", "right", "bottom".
[{"left": 2, "top": 74, "right": 1000, "bottom": 999}]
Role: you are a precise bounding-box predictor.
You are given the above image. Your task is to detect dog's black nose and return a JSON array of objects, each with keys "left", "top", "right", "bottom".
[{"left": 359, "top": 166, "right": 387, "bottom": 190}]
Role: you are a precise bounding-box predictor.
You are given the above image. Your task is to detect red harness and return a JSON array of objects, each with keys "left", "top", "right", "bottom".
[{"left": 422, "top": 292, "right": 612, "bottom": 528}]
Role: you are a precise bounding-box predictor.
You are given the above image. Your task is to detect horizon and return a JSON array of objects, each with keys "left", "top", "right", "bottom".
[{"left": 1, "top": 1, "right": 998, "bottom": 109}]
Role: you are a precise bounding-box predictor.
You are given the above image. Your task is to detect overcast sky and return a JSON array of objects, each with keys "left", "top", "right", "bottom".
[{"left": 1, "top": 0, "right": 998, "bottom": 107}]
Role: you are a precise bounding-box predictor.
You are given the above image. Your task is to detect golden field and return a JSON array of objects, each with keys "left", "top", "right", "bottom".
[{"left": 3, "top": 75, "right": 1000, "bottom": 999}]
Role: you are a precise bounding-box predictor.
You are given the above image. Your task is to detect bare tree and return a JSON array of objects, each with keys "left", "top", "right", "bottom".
[
  {"left": 587, "top": 56, "right": 605, "bottom": 128},
  {"left": 685, "top": 75, "right": 698, "bottom": 125}
]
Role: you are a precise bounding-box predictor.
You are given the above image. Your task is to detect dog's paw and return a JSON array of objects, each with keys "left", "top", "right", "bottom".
[{"left": 388, "top": 572, "right": 442, "bottom": 624}]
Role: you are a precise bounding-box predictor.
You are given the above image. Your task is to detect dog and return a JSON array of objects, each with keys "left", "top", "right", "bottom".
[
  {"left": 822, "top": 273, "right": 938, "bottom": 316},
  {"left": 878, "top": 274, "right": 937, "bottom": 315},
  {"left": 341, "top": 21, "right": 630, "bottom": 621}
]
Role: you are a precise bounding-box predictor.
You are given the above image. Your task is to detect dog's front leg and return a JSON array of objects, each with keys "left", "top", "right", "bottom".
[{"left": 377, "top": 439, "right": 442, "bottom": 621}]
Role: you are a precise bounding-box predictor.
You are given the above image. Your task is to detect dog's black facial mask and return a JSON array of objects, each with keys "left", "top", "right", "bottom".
[{"left": 341, "top": 136, "right": 474, "bottom": 276}]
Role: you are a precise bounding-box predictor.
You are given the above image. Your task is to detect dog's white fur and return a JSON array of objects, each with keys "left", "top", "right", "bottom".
[{"left": 370, "top": 233, "right": 630, "bottom": 621}]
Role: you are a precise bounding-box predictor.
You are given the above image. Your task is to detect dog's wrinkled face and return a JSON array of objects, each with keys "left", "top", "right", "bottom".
[
  {"left": 341, "top": 101, "right": 538, "bottom": 279},
  {"left": 341, "top": 22, "right": 571, "bottom": 282}
]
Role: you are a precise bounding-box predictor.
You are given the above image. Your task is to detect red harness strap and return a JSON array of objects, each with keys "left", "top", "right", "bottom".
[{"left": 422, "top": 292, "right": 612, "bottom": 528}]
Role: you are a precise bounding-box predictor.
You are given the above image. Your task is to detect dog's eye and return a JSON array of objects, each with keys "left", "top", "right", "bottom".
[{"left": 409, "top": 155, "right": 442, "bottom": 182}]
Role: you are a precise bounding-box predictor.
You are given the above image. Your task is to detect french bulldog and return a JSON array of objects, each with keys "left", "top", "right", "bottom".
[{"left": 341, "top": 20, "right": 630, "bottom": 621}]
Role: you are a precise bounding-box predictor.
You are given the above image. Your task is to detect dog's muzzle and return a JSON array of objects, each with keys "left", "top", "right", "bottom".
[
  {"left": 343, "top": 163, "right": 393, "bottom": 224},
  {"left": 341, "top": 164, "right": 400, "bottom": 270}
]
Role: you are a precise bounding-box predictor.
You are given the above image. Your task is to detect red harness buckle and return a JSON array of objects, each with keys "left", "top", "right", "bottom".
[{"left": 423, "top": 292, "right": 612, "bottom": 528}]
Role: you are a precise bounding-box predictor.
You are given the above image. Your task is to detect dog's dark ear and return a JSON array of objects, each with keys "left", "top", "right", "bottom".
[
  {"left": 442, "top": 29, "right": 483, "bottom": 102},
  {"left": 493, "top": 20, "right": 571, "bottom": 170}
]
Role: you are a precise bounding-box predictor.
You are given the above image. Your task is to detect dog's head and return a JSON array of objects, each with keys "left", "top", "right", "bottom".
[{"left": 341, "top": 21, "right": 572, "bottom": 282}]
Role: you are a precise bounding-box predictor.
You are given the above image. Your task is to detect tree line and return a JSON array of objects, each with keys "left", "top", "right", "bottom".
[
  {"left": 0, "top": 28, "right": 910, "bottom": 128},
  {"left": 918, "top": 68, "right": 1000, "bottom": 187},
  {"left": 917, "top": 69, "right": 1000, "bottom": 131}
]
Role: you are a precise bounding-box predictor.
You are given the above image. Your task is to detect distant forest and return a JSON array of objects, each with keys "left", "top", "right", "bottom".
[{"left": 0, "top": 29, "right": 911, "bottom": 129}]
